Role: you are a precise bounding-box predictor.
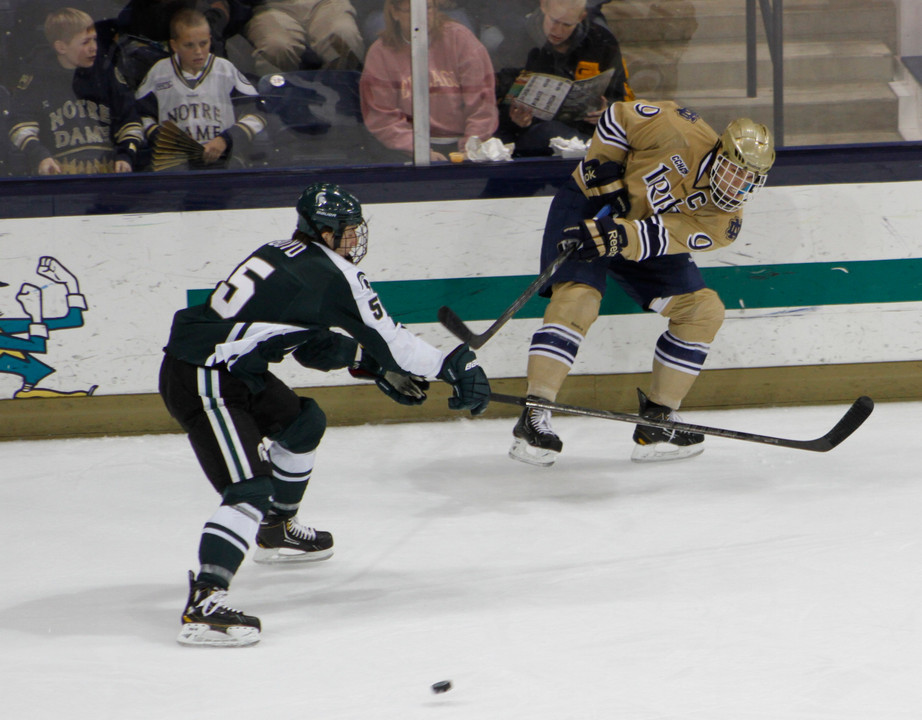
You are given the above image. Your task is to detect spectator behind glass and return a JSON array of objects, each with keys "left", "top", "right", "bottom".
[
  {"left": 135, "top": 8, "right": 266, "bottom": 168},
  {"left": 359, "top": 0, "right": 497, "bottom": 163},
  {"left": 241, "top": 0, "right": 365, "bottom": 74},
  {"left": 410, "top": 1, "right": 609, "bottom": 74},
  {"left": 443, "top": 0, "right": 533, "bottom": 71},
  {"left": 354, "top": 0, "right": 471, "bottom": 47},
  {"left": 496, "top": 0, "right": 630, "bottom": 157},
  {"left": 7, "top": 7, "right": 143, "bottom": 175},
  {"left": 115, "top": 0, "right": 253, "bottom": 87}
]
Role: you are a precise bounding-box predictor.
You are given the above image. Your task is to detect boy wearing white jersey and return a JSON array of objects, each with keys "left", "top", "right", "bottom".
[{"left": 135, "top": 8, "right": 266, "bottom": 168}]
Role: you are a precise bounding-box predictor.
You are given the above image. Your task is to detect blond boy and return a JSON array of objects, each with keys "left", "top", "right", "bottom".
[
  {"left": 135, "top": 9, "right": 266, "bottom": 169},
  {"left": 8, "top": 8, "right": 142, "bottom": 175}
]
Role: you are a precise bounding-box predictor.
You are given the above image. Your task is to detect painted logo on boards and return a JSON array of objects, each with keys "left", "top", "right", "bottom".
[{"left": 0, "top": 257, "right": 97, "bottom": 399}]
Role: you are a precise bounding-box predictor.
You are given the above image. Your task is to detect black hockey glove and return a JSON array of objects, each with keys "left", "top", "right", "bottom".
[
  {"left": 437, "top": 344, "right": 490, "bottom": 416},
  {"left": 559, "top": 215, "right": 628, "bottom": 261},
  {"left": 350, "top": 351, "right": 430, "bottom": 406},
  {"left": 578, "top": 158, "right": 631, "bottom": 217}
]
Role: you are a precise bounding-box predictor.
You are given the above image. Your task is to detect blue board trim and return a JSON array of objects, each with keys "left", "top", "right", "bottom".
[{"left": 2, "top": 143, "right": 922, "bottom": 219}]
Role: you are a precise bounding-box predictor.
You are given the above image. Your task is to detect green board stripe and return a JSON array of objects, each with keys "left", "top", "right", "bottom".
[{"left": 189, "top": 258, "right": 922, "bottom": 320}]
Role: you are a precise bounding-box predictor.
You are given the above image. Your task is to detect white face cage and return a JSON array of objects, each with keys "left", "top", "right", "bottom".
[
  {"left": 342, "top": 221, "right": 369, "bottom": 264},
  {"left": 709, "top": 153, "right": 768, "bottom": 212}
]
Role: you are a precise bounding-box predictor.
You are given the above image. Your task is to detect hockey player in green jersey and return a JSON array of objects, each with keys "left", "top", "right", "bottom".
[
  {"left": 160, "top": 182, "right": 490, "bottom": 646},
  {"left": 510, "top": 100, "right": 774, "bottom": 467}
]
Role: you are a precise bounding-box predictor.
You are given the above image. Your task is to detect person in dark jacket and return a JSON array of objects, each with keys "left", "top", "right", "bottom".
[{"left": 496, "top": 0, "right": 630, "bottom": 157}]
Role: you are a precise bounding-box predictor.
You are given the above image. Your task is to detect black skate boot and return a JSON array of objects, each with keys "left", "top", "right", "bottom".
[
  {"left": 177, "top": 571, "right": 261, "bottom": 647},
  {"left": 509, "top": 395, "right": 563, "bottom": 466},
  {"left": 631, "top": 389, "right": 704, "bottom": 463},
  {"left": 254, "top": 515, "right": 334, "bottom": 564}
]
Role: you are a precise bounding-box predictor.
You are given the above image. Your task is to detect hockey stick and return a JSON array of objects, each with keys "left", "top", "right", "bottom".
[
  {"left": 490, "top": 393, "right": 875, "bottom": 453},
  {"left": 439, "top": 205, "right": 614, "bottom": 349},
  {"left": 437, "top": 243, "right": 575, "bottom": 349}
]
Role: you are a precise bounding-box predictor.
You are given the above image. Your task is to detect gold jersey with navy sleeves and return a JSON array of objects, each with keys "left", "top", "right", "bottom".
[{"left": 573, "top": 100, "right": 744, "bottom": 263}]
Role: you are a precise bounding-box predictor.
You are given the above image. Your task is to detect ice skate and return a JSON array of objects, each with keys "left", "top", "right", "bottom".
[
  {"left": 509, "top": 396, "right": 563, "bottom": 466},
  {"left": 631, "top": 389, "right": 704, "bottom": 463},
  {"left": 253, "top": 515, "right": 334, "bottom": 564},
  {"left": 177, "top": 571, "right": 261, "bottom": 647}
]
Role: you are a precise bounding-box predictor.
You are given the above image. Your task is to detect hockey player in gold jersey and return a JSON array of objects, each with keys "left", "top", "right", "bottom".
[{"left": 510, "top": 100, "right": 774, "bottom": 466}]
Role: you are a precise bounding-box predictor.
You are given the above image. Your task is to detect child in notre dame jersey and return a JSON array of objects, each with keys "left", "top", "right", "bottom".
[
  {"left": 160, "top": 182, "right": 490, "bottom": 647},
  {"left": 135, "top": 8, "right": 266, "bottom": 170},
  {"left": 7, "top": 7, "right": 143, "bottom": 176}
]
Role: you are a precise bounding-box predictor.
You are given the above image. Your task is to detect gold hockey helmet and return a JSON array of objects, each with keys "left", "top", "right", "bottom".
[{"left": 709, "top": 118, "right": 775, "bottom": 212}]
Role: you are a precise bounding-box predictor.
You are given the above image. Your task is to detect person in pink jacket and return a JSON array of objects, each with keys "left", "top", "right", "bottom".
[{"left": 359, "top": 0, "right": 498, "bottom": 162}]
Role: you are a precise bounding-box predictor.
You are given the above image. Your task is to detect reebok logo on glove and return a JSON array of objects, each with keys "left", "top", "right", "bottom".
[
  {"left": 560, "top": 216, "right": 628, "bottom": 262},
  {"left": 605, "top": 229, "right": 623, "bottom": 253}
]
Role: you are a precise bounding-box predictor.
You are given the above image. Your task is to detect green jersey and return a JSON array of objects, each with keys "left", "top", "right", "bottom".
[{"left": 164, "top": 236, "right": 444, "bottom": 391}]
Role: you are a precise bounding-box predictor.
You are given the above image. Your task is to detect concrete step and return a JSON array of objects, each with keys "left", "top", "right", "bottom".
[
  {"left": 602, "top": 0, "right": 901, "bottom": 146},
  {"left": 622, "top": 39, "right": 895, "bottom": 95},
  {"left": 605, "top": 0, "right": 897, "bottom": 50},
  {"left": 675, "top": 82, "right": 899, "bottom": 143}
]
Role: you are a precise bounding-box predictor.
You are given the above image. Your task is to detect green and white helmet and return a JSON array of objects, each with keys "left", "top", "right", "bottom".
[
  {"left": 296, "top": 182, "right": 369, "bottom": 263},
  {"left": 709, "top": 118, "right": 775, "bottom": 212}
]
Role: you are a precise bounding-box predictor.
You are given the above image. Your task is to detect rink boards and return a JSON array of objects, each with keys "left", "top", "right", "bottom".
[{"left": 1, "top": 162, "right": 921, "bottom": 438}]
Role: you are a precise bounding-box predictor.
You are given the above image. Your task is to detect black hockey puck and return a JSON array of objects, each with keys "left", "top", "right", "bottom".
[{"left": 431, "top": 680, "right": 452, "bottom": 694}]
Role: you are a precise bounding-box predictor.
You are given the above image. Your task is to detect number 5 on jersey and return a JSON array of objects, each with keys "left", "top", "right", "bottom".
[
  {"left": 367, "top": 295, "right": 384, "bottom": 319},
  {"left": 210, "top": 257, "right": 275, "bottom": 318}
]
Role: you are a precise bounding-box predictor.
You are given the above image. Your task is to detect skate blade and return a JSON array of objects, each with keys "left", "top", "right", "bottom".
[
  {"left": 631, "top": 441, "right": 705, "bottom": 463},
  {"left": 177, "top": 623, "right": 260, "bottom": 647},
  {"left": 508, "top": 438, "right": 559, "bottom": 467},
  {"left": 252, "top": 546, "right": 334, "bottom": 565}
]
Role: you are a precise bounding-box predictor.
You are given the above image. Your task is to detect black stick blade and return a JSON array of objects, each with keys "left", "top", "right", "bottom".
[
  {"left": 437, "top": 305, "right": 477, "bottom": 346},
  {"left": 814, "top": 395, "right": 874, "bottom": 452}
]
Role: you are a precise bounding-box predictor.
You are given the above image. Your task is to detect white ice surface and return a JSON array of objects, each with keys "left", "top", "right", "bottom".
[{"left": 2, "top": 400, "right": 920, "bottom": 720}]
